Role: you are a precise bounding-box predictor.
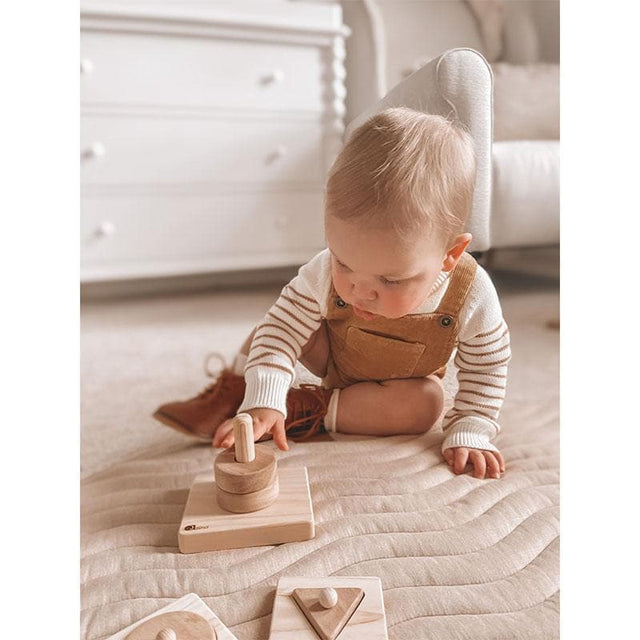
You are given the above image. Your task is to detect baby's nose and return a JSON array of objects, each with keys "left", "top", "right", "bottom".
[{"left": 352, "top": 280, "right": 377, "bottom": 300}]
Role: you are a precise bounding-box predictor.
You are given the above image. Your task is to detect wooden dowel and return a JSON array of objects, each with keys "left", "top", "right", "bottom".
[{"left": 233, "top": 413, "right": 255, "bottom": 463}]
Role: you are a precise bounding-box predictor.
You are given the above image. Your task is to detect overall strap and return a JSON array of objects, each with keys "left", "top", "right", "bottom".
[{"left": 435, "top": 252, "right": 477, "bottom": 318}]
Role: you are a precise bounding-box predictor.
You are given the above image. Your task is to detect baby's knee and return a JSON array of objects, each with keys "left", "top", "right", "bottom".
[{"left": 404, "top": 377, "right": 444, "bottom": 434}]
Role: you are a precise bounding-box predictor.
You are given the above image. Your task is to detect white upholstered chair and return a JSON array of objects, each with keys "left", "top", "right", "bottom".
[{"left": 342, "top": 0, "right": 560, "bottom": 253}]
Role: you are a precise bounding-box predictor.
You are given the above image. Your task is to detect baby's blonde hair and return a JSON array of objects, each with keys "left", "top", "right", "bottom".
[{"left": 325, "top": 107, "right": 477, "bottom": 247}]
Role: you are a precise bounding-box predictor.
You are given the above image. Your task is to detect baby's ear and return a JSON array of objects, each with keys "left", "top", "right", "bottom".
[{"left": 441, "top": 233, "right": 472, "bottom": 271}]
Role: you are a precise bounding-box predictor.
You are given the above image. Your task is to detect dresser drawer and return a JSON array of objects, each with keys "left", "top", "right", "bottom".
[
  {"left": 80, "top": 30, "right": 323, "bottom": 112},
  {"left": 81, "top": 191, "right": 325, "bottom": 280},
  {"left": 80, "top": 114, "right": 323, "bottom": 186}
]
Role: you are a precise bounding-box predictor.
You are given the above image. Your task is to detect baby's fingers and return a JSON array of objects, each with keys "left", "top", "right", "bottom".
[
  {"left": 213, "top": 419, "right": 235, "bottom": 449},
  {"left": 443, "top": 449, "right": 454, "bottom": 466},
  {"left": 250, "top": 418, "right": 271, "bottom": 444},
  {"left": 483, "top": 451, "right": 501, "bottom": 479},
  {"left": 495, "top": 450, "right": 506, "bottom": 473},
  {"left": 453, "top": 448, "right": 469, "bottom": 474},
  {"left": 270, "top": 420, "right": 290, "bottom": 452},
  {"left": 469, "top": 449, "right": 486, "bottom": 479}
]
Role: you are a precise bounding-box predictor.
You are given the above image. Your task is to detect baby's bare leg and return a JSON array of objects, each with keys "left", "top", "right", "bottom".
[
  {"left": 335, "top": 375, "right": 444, "bottom": 436},
  {"left": 238, "top": 321, "right": 330, "bottom": 378}
]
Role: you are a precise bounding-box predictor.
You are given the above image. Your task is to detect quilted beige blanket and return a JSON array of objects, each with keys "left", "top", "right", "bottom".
[{"left": 81, "top": 393, "right": 559, "bottom": 639}]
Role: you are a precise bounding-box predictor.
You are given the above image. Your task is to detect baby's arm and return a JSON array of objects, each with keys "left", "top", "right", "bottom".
[
  {"left": 442, "top": 267, "right": 511, "bottom": 476},
  {"left": 214, "top": 251, "right": 329, "bottom": 449}
]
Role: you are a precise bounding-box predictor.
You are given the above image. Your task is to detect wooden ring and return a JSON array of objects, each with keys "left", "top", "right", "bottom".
[
  {"left": 216, "top": 476, "right": 280, "bottom": 513},
  {"left": 214, "top": 445, "right": 277, "bottom": 494}
]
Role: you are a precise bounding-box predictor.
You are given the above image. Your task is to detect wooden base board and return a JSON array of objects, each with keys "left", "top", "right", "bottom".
[
  {"left": 107, "top": 593, "right": 237, "bottom": 640},
  {"left": 179, "top": 466, "right": 314, "bottom": 553},
  {"left": 269, "top": 577, "right": 388, "bottom": 640}
]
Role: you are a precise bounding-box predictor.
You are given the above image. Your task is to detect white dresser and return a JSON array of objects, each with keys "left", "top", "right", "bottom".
[{"left": 80, "top": 1, "right": 348, "bottom": 282}]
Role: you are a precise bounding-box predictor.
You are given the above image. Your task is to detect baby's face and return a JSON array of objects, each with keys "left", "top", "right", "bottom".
[{"left": 325, "top": 216, "right": 447, "bottom": 320}]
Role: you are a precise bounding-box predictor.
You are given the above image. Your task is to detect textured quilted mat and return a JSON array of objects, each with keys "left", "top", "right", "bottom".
[{"left": 81, "top": 395, "right": 559, "bottom": 640}]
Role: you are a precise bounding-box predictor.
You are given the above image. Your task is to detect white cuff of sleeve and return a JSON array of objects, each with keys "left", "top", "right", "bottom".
[
  {"left": 238, "top": 366, "right": 291, "bottom": 418},
  {"left": 441, "top": 418, "right": 499, "bottom": 453}
]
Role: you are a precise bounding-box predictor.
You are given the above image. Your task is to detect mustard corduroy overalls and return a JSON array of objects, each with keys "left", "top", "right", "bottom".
[{"left": 322, "top": 252, "right": 477, "bottom": 389}]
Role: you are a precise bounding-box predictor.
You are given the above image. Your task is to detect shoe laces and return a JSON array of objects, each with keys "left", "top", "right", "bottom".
[
  {"left": 286, "top": 384, "right": 330, "bottom": 441},
  {"left": 195, "top": 353, "right": 237, "bottom": 400}
]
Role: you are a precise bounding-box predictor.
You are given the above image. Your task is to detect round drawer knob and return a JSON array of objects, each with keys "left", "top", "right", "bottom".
[
  {"left": 266, "top": 145, "right": 287, "bottom": 165},
  {"left": 96, "top": 221, "right": 116, "bottom": 237},
  {"left": 156, "top": 630, "right": 176, "bottom": 640},
  {"left": 85, "top": 142, "right": 106, "bottom": 159},
  {"left": 80, "top": 58, "right": 94, "bottom": 75},
  {"left": 263, "top": 68, "right": 285, "bottom": 84}
]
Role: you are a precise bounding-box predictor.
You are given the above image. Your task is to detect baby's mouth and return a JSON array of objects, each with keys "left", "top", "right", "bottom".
[{"left": 352, "top": 305, "right": 377, "bottom": 320}]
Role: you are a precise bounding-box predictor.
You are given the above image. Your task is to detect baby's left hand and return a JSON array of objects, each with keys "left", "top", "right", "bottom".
[{"left": 443, "top": 447, "right": 505, "bottom": 479}]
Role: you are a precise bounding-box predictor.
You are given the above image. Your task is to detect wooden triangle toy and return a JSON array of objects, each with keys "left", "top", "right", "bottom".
[
  {"left": 292, "top": 587, "right": 364, "bottom": 640},
  {"left": 269, "top": 577, "right": 388, "bottom": 639}
]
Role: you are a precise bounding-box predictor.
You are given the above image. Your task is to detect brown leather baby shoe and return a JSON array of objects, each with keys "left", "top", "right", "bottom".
[
  {"left": 282, "top": 384, "right": 334, "bottom": 441},
  {"left": 153, "top": 367, "right": 246, "bottom": 440}
]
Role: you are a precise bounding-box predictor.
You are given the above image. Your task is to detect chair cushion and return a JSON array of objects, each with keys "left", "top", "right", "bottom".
[
  {"left": 491, "top": 140, "right": 559, "bottom": 248},
  {"left": 492, "top": 62, "right": 559, "bottom": 141}
]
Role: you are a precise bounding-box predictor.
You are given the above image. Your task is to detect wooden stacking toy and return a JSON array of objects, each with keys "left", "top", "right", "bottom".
[
  {"left": 214, "top": 414, "right": 279, "bottom": 513},
  {"left": 179, "top": 414, "right": 315, "bottom": 553}
]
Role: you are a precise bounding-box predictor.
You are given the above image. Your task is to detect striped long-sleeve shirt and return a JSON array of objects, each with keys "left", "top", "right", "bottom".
[{"left": 238, "top": 249, "right": 511, "bottom": 452}]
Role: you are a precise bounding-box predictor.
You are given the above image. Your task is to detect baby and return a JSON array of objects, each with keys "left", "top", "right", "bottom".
[{"left": 154, "top": 107, "right": 511, "bottom": 479}]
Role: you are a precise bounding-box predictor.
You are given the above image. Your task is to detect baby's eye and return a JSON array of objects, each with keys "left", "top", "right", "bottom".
[{"left": 380, "top": 277, "right": 402, "bottom": 286}]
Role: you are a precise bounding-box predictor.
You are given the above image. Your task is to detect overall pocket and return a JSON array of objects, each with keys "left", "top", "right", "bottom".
[{"left": 339, "top": 326, "right": 426, "bottom": 381}]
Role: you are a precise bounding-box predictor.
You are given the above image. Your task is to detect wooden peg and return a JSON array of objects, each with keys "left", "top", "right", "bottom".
[
  {"left": 319, "top": 588, "right": 338, "bottom": 609},
  {"left": 233, "top": 413, "right": 255, "bottom": 462}
]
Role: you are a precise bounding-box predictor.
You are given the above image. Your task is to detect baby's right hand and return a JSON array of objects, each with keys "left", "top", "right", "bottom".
[{"left": 212, "top": 407, "right": 289, "bottom": 451}]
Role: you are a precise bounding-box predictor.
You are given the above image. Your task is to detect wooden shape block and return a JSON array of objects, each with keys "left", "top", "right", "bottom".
[
  {"left": 292, "top": 587, "right": 364, "bottom": 640},
  {"left": 179, "top": 466, "right": 314, "bottom": 553},
  {"left": 233, "top": 413, "right": 255, "bottom": 462},
  {"left": 216, "top": 475, "right": 280, "bottom": 513},
  {"left": 124, "top": 611, "right": 215, "bottom": 640},
  {"left": 269, "top": 577, "right": 388, "bottom": 640},
  {"left": 107, "top": 593, "right": 237, "bottom": 640},
  {"left": 214, "top": 445, "right": 277, "bottom": 494}
]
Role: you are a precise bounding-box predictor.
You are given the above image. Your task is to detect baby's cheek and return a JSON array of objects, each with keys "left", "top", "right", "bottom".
[
  {"left": 398, "top": 286, "right": 427, "bottom": 314},
  {"left": 331, "top": 270, "right": 348, "bottom": 299}
]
